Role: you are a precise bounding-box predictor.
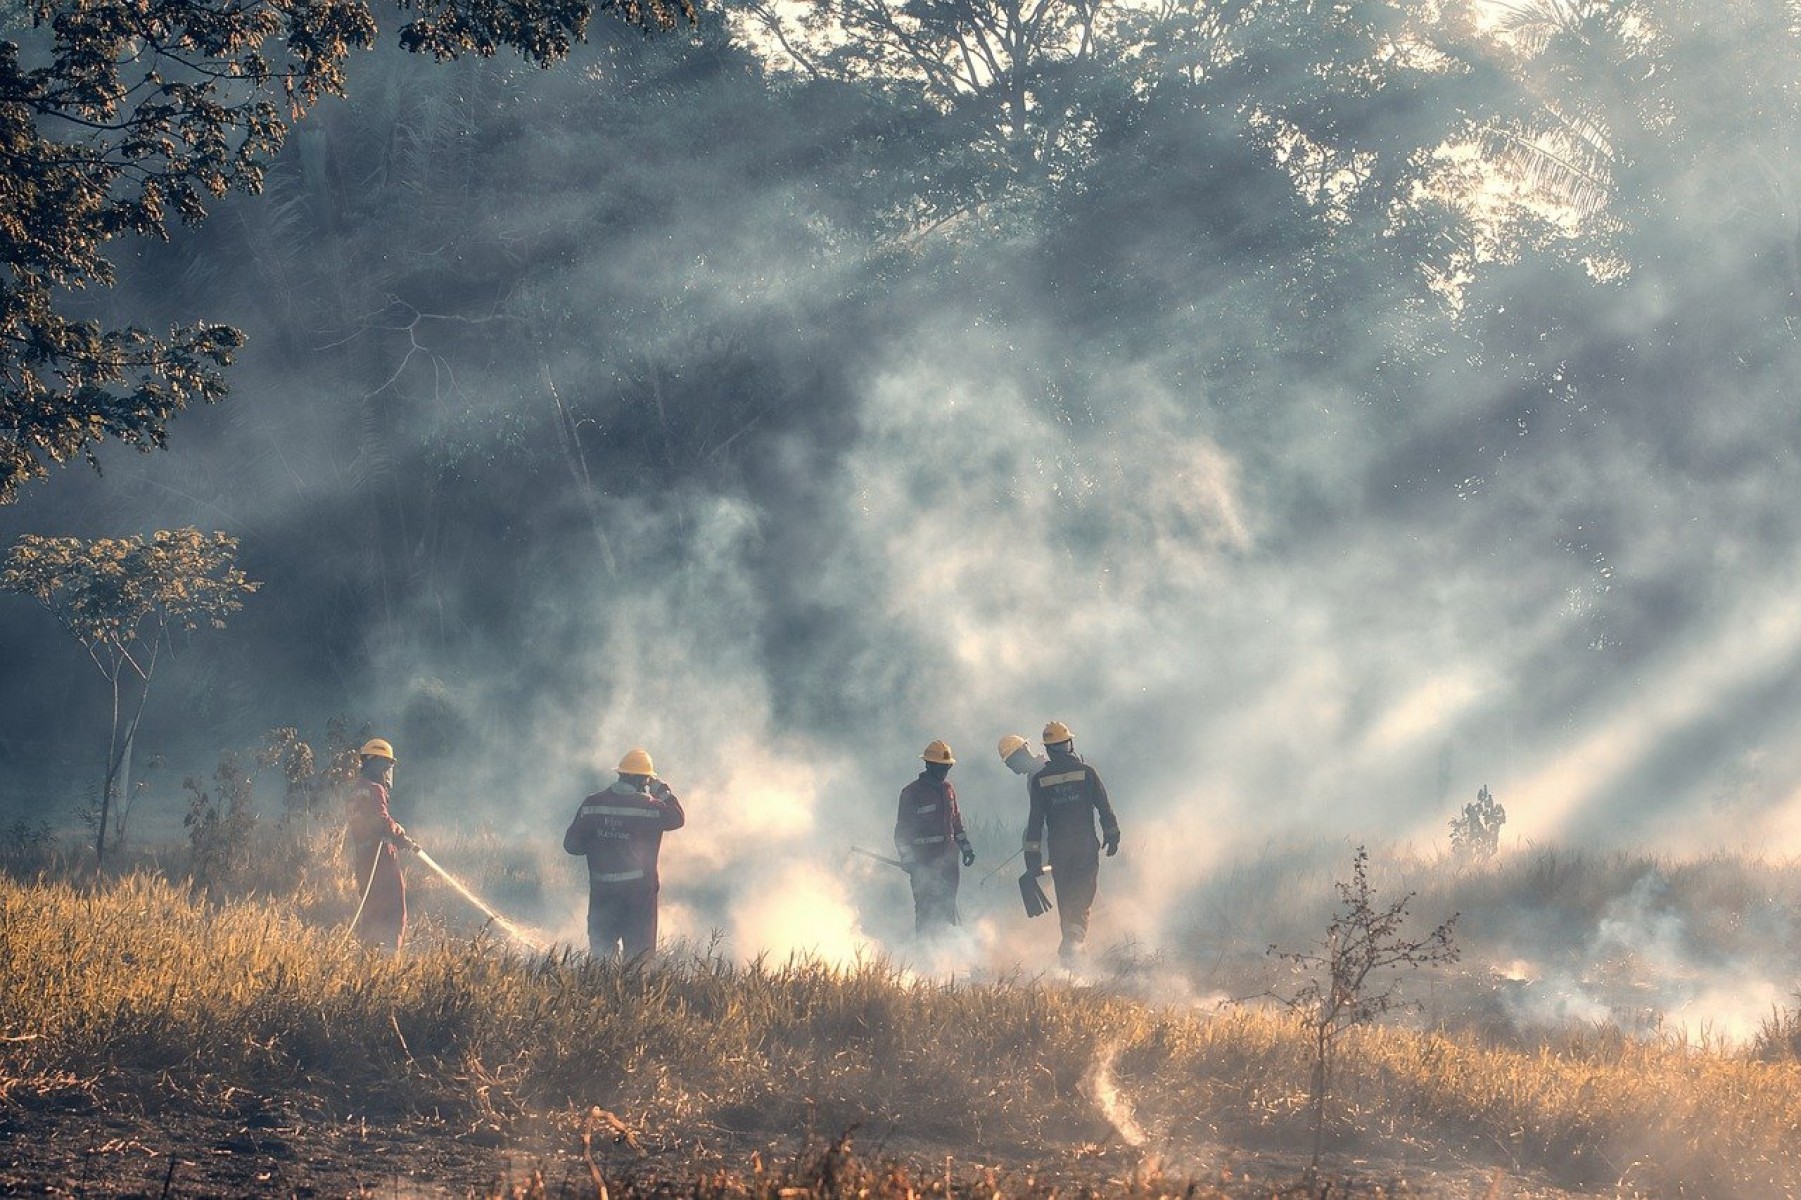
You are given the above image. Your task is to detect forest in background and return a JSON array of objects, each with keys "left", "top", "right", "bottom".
[{"left": 5, "top": 0, "right": 1801, "bottom": 917}]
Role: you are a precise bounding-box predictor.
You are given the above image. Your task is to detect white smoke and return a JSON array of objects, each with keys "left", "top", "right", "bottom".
[
  {"left": 1087, "top": 1043, "right": 1148, "bottom": 1148},
  {"left": 1490, "top": 868, "right": 1796, "bottom": 1045}
]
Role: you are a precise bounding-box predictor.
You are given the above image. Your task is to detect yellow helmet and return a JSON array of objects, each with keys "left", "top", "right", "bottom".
[
  {"left": 359, "top": 737, "right": 396, "bottom": 762},
  {"left": 1042, "top": 720, "right": 1073, "bottom": 745},
  {"left": 617, "top": 747, "right": 656, "bottom": 776},
  {"left": 921, "top": 739, "right": 955, "bottom": 766},
  {"left": 997, "top": 734, "right": 1028, "bottom": 760}
]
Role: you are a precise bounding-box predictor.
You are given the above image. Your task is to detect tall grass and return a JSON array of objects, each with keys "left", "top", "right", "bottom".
[{"left": 7, "top": 872, "right": 1801, "bottom": 1194}]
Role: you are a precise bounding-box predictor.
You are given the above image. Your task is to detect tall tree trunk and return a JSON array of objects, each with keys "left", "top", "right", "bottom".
[
  {"left": 95, "top": 639, "right": 159, "bottom": 864},
  {"left": 96, "top": 669, "right": 121, "bottom": 863},
  {"left": 114, "top": 721, "right": 134, "bottom": 844}
]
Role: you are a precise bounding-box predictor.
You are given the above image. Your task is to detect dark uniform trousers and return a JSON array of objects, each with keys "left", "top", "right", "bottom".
[
  {"left": 1051, "top": 856, "right": 1099, "bottom": 960},
  {"left": 587, "top": 883, "right": 659, "bottom": 960}
]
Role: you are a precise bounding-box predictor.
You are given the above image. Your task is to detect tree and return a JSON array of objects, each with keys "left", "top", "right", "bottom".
[
  {"left": 0, "top": 0, "right": 690, "bottom": 505},
  {"left": 258, "top": 722, "right": 362, "bottom": 819},
  {"left": 736, "top": 0, "right": 1120, "bottom": 229},
  {"left": 1268, "top": 846, "right": 1459, "bottom": 1175},
  {"left": 0, "top": 527, "right": 260, "bottom": 861},
  {"left": 1466, "top": 0, "right": 1662, "bottom": 251},
  {"left": 1448, "top": 783, "right": 1506, "bottom": 864}
]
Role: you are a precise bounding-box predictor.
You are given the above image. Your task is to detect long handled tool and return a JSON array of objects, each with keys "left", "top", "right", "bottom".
[
  {"left": 978, "top": 847, "right": 1023, "bottom": 886},
  {"left": 851, "top": 845, "right": 913, "bottom": 873},
  {"left": 411, "top": 847, "right": 547, "bottom": 952}
]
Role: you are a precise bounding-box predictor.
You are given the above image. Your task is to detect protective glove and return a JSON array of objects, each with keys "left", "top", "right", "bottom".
[
  {"left": 1024, "top": 850, "right": 1043, "bottom": 877},
  {"left": 1103, "top": 832, "right": 1119, "bottom": 857},
  {"left": 958, "top": 839, "right": 975, "bottom": 867}
]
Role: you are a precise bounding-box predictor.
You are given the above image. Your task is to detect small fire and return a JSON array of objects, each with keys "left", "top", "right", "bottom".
[{"left": 1495, "top": 958, "right": 1539, "bottom": 984}]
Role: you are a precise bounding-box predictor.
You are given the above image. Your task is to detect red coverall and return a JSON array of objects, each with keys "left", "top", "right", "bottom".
[
  {"left": 894, "top": 772, "right": 969, "bottom": 933},
  {"left": 563, "top": 778, "right": 685, "bottom": 958},
  {"left": 346, "top": 779, "right": 408, "bottom": 951},
  {"left": 1024, "top": 749, "right": 1119, "bottom": 963}
]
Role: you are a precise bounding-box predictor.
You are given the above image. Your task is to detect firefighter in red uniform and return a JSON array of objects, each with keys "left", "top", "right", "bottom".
[
  {"left": 345, "top": 737, "right": 416, "bottom": 952},
  {"left": 564, "top": 748, "right": 686, "bottom": 959},
  {"left": 895, "top": 740, "right": 975, "bottom": 935},
  {"left": 1022, "top": 721, "right": 1119, "bottom": 966}
]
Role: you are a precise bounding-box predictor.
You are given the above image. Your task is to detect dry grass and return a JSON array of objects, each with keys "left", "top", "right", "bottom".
[{"left": 6, "top": 871, "right": 1801, "bottom": 1195}]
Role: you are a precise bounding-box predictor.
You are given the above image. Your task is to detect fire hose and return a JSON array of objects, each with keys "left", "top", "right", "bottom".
[
  {"left": 411, "top": 846, "right": 547, "bottom": 953},
  {"left": 345, "top": 838, "right": 545, "bottom": 953},
  {"left": 344, "top": 842, "right": 386, "bottom": 946}
]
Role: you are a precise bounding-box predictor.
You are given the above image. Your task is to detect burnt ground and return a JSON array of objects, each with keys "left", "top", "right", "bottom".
[{"left": 0, "top": 1079, "right": 1593, "bottom": 1199}]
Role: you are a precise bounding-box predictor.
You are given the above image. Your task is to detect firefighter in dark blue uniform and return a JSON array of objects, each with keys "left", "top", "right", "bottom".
[
  {"left": 563, "top": 747, "right": 685, "bottom": 958},
  {"left": 1022, "top": 721, "right": 1119, "bottom": 965}
]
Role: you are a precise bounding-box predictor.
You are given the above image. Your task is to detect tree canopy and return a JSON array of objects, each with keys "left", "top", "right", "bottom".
[
  {"left": 0, "top": 0, "right": 689, "bottom": 504},
  {"left": 4, "top": 0, "right": 1801, "bottom": 842}
]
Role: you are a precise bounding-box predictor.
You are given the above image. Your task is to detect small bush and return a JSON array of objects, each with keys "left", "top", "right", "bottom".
[
  {"left": 182, "top": 752, "right": 257, "bottom": 898},
  {"left": 1268, "top": 844, "right": 1459, "bottom": 1172},
  {"left": 1448, "top": 784, "right": 1505, "bottom": 865}
]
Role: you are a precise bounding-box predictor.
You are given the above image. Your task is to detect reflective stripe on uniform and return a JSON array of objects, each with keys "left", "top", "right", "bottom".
[
  {"left": 591, "top": 868, "right": 646, "bottom": 883},
  {"left": 1039, "top": 770, "right": 1087, "bottom": 787},
  {"left": 912, "top": 834, "right": 946, "bottom": 844},
  {"left": 915, "top": 803, "right": 938, "bottom": 813},
  {"left": 1022, "top": 839, "right": 1042, "bottom": 851},
  {"left": 579, "top": 805, "right": 663, "bottom": 818}
]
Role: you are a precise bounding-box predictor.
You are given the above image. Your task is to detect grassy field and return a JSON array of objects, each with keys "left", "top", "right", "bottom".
[{"left": 7, "top": 839, "right": 1801, "bottom": 1197}]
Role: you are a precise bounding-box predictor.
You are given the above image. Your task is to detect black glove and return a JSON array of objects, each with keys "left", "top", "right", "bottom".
[
  {"left": 1024, "top": 850, "right": 1043, "bottom": 877},
  {"left": 958, "top": 839, "right": 975, "bottom": 867},
  {"left": 1103, "top": 832, "right": 1119, "bottom": 857}
]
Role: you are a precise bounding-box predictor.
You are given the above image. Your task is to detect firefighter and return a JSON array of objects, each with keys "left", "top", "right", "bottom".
[
  {"left": 346, "top": 737, "right": 416, "bottom": 952},
  {"left": 1023, "top": 720, "right": 1119, "bottom": 966},
  {"left": 563, "top": 748, "right": 686, "bottom": 959},
  {"left": 998, "top": 733, "right": 1046, "bottom": 779},
  {"left": 895, "top": 740, "right": 975, "bottom": 935}
]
